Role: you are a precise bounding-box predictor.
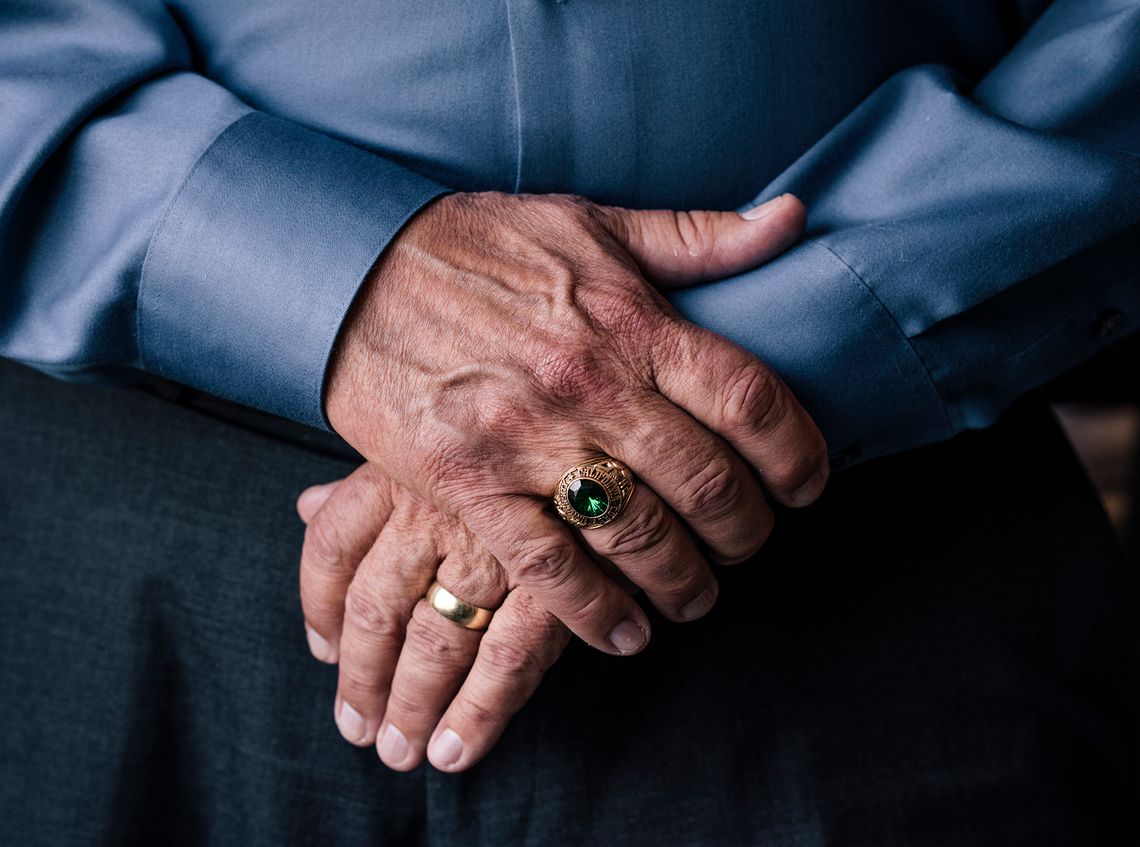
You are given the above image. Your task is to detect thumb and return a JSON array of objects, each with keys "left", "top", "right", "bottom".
[{"left": 594, "top": 193, "right": 806, "bottom": 288}]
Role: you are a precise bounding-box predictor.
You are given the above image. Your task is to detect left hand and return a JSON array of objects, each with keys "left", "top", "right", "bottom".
[{"left": 296, "top": 462, "right": 572, "bottom": 772}]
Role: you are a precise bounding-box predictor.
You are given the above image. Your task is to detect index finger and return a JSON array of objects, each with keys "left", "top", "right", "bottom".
[
  {"left": 649, "top": 317, "right": 829, "bottom": 507},
  {"left": 299, "top": 464, "right": 396, "bottom": 662}
]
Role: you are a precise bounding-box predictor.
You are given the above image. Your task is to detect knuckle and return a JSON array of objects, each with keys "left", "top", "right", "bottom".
[
  {"left": 343, "top": 587, "right": 404, "bottom": 644},
  {"left": 528, "top": 341, "right": 608, "bottom": 403},
  {"left": 593, "top": 287, "right": 663, "bottom": 348},
  {"left": 416, "top": 442, "right": 483, "bottom": 500},
  {"left": 674, "top": 455, "right": 741, "bottom": 519},
  {"left": 338, "top": 662, "right": 386, "bottom": 698},
  {"left": 722, "top": 364, "right": 784, "bottom": 433},
  {"left": 767, "top": 450, "right": 826, "bottom": 494},
  {"left": 299, "top": 581, "right": 342, "bottom": 628},
  {"left": 562, "top": 587, "right": 616, "bottom": 633},
  {"left": 480, "top": 638, "right": 539, "bottom": 678},
  {"left": 466, "top": 385, "right": 531, "bottom": 439},
  {"left": 385, "top": 686, "right": 433, "bottom": 721},
  {"left": 721, "top": 508, "right": 775, "bottom": 564},
  {"left": 597, "top": 498, "right": 671, "bottom": 558},
  {"left": 652, "top": 553, "right": 702, "bottom": 594},
  {"left": 455, "top": 693, "right": 503, "bottom": 729},
  {"left": 403, "top": 618, "right": 462, "bottom": 666},
  {"left": 509, "top": 538, "right": 577, "bottom": 590},
  {"left": 671, "top": 210, "right": 711, "bottom": 261},
  {"left": 303, "top": 514, "right": 346, "bottom": 569}
]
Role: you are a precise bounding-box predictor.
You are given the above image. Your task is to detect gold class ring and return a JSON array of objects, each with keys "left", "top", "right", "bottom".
[
  {"left": 425, "top": 581, "right": 494, "bottom": 631},
  {"left": 552, "top": 455, "right": 635, "bottom": 529}
]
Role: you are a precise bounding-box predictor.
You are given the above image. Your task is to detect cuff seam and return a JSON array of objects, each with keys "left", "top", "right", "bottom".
[{"left": 810, "top": 238, "right": 955, "bottom": 439}]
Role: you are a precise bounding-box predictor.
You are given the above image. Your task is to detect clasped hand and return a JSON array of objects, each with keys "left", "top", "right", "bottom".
[{"left": 295, "top": 190, "right": 828, "bottom": 772}]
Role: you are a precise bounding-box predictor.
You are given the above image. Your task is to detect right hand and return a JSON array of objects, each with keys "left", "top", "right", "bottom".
[
  {"left": 298, "top": 465, "right": 572, "bottom": 772},
  {"left": 325, "top": 190, "right": 828, "bottom": 657}
]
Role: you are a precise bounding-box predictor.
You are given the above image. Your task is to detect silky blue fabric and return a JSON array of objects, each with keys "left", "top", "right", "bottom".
[{"left": 1, "top": 0, "right": 1138, "bottom": 464}]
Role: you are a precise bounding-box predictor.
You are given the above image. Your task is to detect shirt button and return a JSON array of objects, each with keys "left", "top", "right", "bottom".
[{"left": 1092, "top": 308, "right": 1125, "bottom": 339}]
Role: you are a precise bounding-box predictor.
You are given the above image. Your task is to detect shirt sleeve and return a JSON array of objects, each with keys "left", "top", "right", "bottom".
[
  {"left": 0, "top": 1, "right": 452, "bottom": 429},
  {"left": 666, "top": 0, "right": 1140, "bottom": 468}
]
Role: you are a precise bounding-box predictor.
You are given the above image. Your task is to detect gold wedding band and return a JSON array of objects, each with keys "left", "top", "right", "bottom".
[
  {"left": 425, "top": 580, "right": 494, "bottom": 631},
  {"left": 552, "top": 455, "right": 635, "bottom": 529}
]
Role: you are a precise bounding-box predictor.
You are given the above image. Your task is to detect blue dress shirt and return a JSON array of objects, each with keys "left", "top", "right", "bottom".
[{"left": 1, "top": 0, "right": 1138, "bottom": 466}]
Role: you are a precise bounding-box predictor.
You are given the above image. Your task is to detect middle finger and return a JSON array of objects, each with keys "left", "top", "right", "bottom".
[
  {"left": 333, "top": 513, "right": 438, "bottom": 747},
  {"left": 593, "top": 388, "right": 776, "bottom": 567}
]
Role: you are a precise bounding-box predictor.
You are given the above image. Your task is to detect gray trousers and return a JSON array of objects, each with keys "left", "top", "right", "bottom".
[{"left": 0, "top": 358, "right": 1135, "bottom": 846}]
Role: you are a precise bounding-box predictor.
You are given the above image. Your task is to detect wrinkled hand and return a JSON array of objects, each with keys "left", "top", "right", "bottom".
[
  {"left": 325, "top": 190, "right": 828, "bottom": 658},
  {"left": 297, "top": 464, "right": 570, "bottom": 772}
]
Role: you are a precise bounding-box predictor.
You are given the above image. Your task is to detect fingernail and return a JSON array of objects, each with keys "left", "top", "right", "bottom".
[
  {"left": 429, "top": 728, "right": 464, "bottom": 768},
  {"left": 336, "top": 700, "right": 368, "bottom": 744},
  {"left": 378, "top": 723, "right": 409, "bottom": 766},
  {"left": 608, "top": 620, "right": 647, "bottom": 654},
  {"left": 790, "top": 467, "right": 828, "bottom": 506},
  {"left": 679, "top": 581, "right": 718, "bottom": 621},
  {"left": 739, "top": 195, "right": 786, "bottom": 221},
  {"left": 306, "top": 624, "right": 337, "bottom": 663}
]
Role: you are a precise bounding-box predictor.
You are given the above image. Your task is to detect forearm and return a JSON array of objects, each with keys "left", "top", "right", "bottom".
[{"left": 0, "top": 0, "right": 451, "bottom": 429}]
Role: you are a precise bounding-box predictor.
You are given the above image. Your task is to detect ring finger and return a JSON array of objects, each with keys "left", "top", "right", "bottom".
[
  {"left": 376, "top": 547, "right": 508, "bottom": 770},
  {"left": 591, "top": 389, "right": 776, "bottom": 568}
]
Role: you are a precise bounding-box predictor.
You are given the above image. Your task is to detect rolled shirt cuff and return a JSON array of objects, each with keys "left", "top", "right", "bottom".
[
  {"left": 665, "top": 238, "right": 954, "bottom": 468},
  {"left": 138, "top": 110, "right": 453, "bottom": 430}
]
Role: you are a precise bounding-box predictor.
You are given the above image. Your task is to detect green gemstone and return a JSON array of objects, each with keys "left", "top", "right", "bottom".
[{"left": 567, "top": 478, "right": 609, "bottom": 518}]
